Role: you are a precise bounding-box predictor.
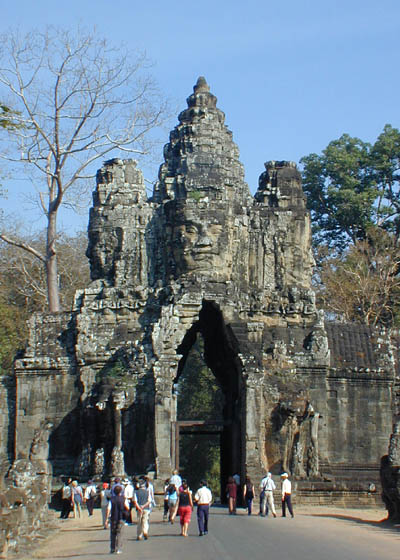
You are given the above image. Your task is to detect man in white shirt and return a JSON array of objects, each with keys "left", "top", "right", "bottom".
[
  {"left": 123, "top": 479, "right": 134, "bottom": 524},
  {"left": 194, "top": 480, "right": 212, "bottom": 536},
  {"left": 84, "top": 480, "right": 97, "bottom": 516},
  {"left": 169, "top": 469, "right": 182, "bottom": 491},
  {"left": 281, "top": 473, "right": 294, "bottom": 518},
  {"left": 260, "top": 472, "right": 277, "bottom": 517}
]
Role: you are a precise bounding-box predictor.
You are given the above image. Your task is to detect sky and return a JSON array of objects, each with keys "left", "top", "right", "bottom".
[{"left": 2, "top": 0, "right": 400, "bottom": 233}]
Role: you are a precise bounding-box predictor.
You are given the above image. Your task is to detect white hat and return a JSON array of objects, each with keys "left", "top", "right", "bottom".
[{"left": 281, "top": 472, "right": 289, "bottom": 478}]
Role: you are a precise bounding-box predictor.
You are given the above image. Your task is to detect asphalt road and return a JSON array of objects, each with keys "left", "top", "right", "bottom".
[{"left": 35, "top": 506, "right": 400, "bottom": 560}]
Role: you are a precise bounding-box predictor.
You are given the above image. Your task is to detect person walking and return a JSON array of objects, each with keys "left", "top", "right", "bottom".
[
  {"left": 100, "top": 482, "right": 111, "bottom": 529},
  {"left": 170, "top": 469, "right": 182, "bottom": 490},
  {"left": 163, "top": 478, "right": 170, "bottom": 521},
  {"left": 134, "top": 479, "right": 153, "bottom": 541},
  {"left": 226, "top": 476, "right": 237, "bottom": 514},
  {"left": 109, "top": 484, "right": 129, "bottom": 554},
  {"left": 84, "top": 480, "right": 97, "bottom": 516},
  {"left": 281, "top": 473, "right": 294, "bottom": 518},
  {"left": 123, "top": 479, "right": 134, "bottom": 525},
  {"left": 194, "top": 480, "right": 212, "bottom": 536},
  {"left": 167, "top": 481, "right": 179, "bottom": 524},
  {"left": 243, "top": 477, "right": 255, "bottom": 515},
  {"left": 177, "top": 479, "right": 193, "bottom": 537},
  {"left": 260, "top": 472, "right": 277, "bottom": 517},
  {"left": 60, "top": 478, "right": 72, "bottom": 519},
  {"left": 71, "top": 480, "right": 83, "bottom": 518}
]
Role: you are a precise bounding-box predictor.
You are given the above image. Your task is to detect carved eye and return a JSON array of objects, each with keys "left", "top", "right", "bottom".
[{"left": 185, "top": 225, "right": 198, "bottom": 235}]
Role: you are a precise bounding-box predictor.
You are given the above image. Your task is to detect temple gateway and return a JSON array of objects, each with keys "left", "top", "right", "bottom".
[{"left": 5, "top": 77, "right": 399, "bottom": 503}]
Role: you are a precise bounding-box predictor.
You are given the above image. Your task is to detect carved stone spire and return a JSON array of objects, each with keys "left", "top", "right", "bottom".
[{"left": 152, "top": 77, "right": 251, "bottom": 205}]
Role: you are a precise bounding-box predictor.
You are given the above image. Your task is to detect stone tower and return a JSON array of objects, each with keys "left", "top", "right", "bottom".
[{"left": 8, "top": 78, "right": 396, "bottom": 502}]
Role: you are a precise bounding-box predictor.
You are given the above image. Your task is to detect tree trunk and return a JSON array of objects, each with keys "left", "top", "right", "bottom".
[{"left": 46, "top": 211, "right": 61, "bottom": 312}]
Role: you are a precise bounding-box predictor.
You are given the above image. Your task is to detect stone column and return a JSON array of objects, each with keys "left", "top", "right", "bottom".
[
  {"left": 110, "top": 390, "right": 126, "bottom": 477},
  {"left": 154, "top": 392, "right": 173, "bottom": 479}
]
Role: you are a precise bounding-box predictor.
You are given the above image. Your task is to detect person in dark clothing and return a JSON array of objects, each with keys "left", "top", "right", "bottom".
[
  {"left": 60, "top": 478, "right": 72, "bottom": 519},
  {"left": 109, "top": 485, "right": 129, "bottom": 554},
  {"left": 243, "top": 477, "right": 255, "bottom": 515}
]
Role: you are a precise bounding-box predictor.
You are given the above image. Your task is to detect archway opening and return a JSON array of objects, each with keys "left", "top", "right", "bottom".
[{"left": 175, "top": 300, "right": 244, "bottom": 500}]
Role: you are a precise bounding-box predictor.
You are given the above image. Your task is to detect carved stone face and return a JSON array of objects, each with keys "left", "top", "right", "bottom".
[{"left": 170, "top": 205, "right": 232, "bottom": 279}]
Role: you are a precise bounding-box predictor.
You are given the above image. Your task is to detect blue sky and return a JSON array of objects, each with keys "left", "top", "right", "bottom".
[{"left": 2, "top": 0, "right": 400, "bottom": 233}]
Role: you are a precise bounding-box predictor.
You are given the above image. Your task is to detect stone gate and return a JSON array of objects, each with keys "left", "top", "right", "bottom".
[{"left": 4, "top": 77, "right": 398, "bottom": 502}]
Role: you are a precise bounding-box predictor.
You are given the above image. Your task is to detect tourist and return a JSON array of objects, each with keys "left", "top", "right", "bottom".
[
  {"left": 109, "top": 484, "right": 129, "bottom": 554},
  {"left": 163, "top": 478, "right": 170, "bottom": 521},
  {"left": 111, "top": 477, "right": 125, "bottom": 497},
  {"left": 177, "top": 479, "right": 193, "bottom": 536},
  {"left": 194, "top": 480, "right": 212, "bottom": 536},
  {"left": 226, "top": 476, "right": 237, "bottom": 514},
  {"left": 134, "top": 479, "right": 153, "bottom": 541},
  {"left": 169, "top": 469, "right": 182, "bottom": 491},
  {"left": 167, "top": 481, "right": 179, "bottom": 523},
  {"left": 123, "top": 478, "right": 134, "bottom": 525},
  {"left": 281, "top": 473, "right": 294, "bottom": 518},
  {"left": 260, "top": 472, "right": 277, "bottom": 517},
  {"left": 243, "top": 477, "right": 255, "bottom": 515},
  {"left": 71, "top": 480, "right": 83, "bottom": 518},
  {"left": 60, "top": 477, "right": 72, "bottom": 519},
  {"left": 100, "top": 482, "right": 111, "bottom": 529},
  {"left": 84, "top": 479, "right": 97, "bottom": 516},
  {"left": 144, "top": 475, "right": 156, "bottom": 508}
]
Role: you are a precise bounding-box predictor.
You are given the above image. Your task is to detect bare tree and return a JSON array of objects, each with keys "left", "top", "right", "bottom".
[
  {"left": 0, "top": 228, "right": 90, "bottom": 313},
  {"left": 0, "top": 27, "right": 167, "bottom": 311},
  {"left": 316, "top": 233, "right": 400, "bottom": 327}
]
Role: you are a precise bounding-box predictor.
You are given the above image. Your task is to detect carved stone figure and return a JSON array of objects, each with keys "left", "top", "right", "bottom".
[{"left": 6, "top": 77, "right": 397, "bottom": 515}]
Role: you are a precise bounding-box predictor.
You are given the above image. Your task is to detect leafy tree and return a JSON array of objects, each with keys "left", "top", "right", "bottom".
[
  {"left": 0, "top": 297, "right": 27, "bottom": 376},
  {"left": 177, "top": 334, "right": 223, "bottom": 497},
  {"left": 301, "top": 125, "right": 400, "bottom": 252},
  {"left": 0, "top": 26, "right": 167, "bottom": 311}
]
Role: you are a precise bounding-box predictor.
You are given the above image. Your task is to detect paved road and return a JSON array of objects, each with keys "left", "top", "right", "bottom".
[{"left": 34, "top": 507, "right": 400, "bottom": 560}]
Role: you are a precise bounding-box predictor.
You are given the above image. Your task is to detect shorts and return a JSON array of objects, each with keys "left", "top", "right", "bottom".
[{"left": 178, "top": 505, "right": 192, "bottom": 524}]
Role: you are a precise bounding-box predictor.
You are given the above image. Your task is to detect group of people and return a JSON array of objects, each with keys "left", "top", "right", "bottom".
[
  {"left": 163, "top": 470, "right": 213, "bottom": 537},
  {"left": 60, "top": 478, "right": 98, "bottom": 520},
  {"left": 60, "top": 471, "right": 213, "bottom": 554},
  {"left": 59, "top": 469, "right": 293, "bottom": 555},
  {"left": 226, "top": 472, "right": 294, "bottom": 518}
]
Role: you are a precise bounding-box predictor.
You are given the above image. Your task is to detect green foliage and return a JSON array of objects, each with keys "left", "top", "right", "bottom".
[
  {"left": 0, "top": 298, "right": 27, "bottom": 376},
  {"left": 96, "top": 359, "right": 133, "bottom": 386},
  {"left": 0, "top": 104, "right": 21, "bottom": 130},
  {"left": 177, "top": 335, "right": 223, "bottom": 496},
  {"left": 301, "top": 125, "right": 400, "bottom": 252},
  {"left": 187, "top": 190, "right": 203, "bottom": 202}
]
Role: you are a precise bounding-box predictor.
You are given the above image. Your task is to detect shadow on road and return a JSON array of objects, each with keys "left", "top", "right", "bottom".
[{"left": 304, "top": 513, "right": 400, "bottom": 537}]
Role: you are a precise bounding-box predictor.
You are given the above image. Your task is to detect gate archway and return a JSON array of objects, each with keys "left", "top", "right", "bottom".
[{"left": 173, "top": 300, "right": 245, "bottom": 499}]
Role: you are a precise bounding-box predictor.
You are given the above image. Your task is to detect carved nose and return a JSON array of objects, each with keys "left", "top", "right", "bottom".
[{"left": 196, "top": 234, "right": 212, "bottom": 247}]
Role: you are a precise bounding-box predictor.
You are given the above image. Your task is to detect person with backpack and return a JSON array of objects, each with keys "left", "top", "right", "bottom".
[
  {"left": 167, "top": 482, "right": 179, "bottom": 523},
  {"left": 109, "top": 485, "right": 129, "bottom": 554},
  {"left": 84, "top": 480, "right": 97, "bottom": 516},
  {"left": 134, "top": 479, "right": 153, "bottom": 540},
  {"left": 243, "top": 477, "right": 255, "bottom": 515}
]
